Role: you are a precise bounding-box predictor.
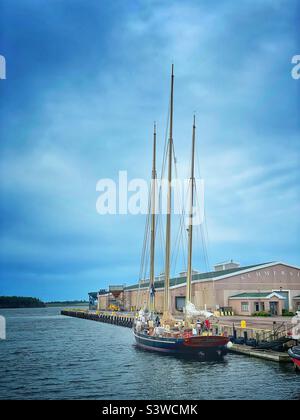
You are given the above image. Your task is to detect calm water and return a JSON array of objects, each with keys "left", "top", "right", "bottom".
[{"left": 0, "top": 307, "right": 299, "bottom": 400}]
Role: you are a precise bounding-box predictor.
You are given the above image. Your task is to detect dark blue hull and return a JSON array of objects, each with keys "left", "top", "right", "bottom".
[
  {"left": 134, "top": 331, "right": 229, "bottom": 356},
  {"left": 288, "top": 346, "right": 300, "bottom": 370}
]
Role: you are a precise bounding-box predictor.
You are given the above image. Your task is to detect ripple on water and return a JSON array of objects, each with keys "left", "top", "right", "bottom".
[{"left": 0, "top": 307, "right": 299, "bottom": 400}]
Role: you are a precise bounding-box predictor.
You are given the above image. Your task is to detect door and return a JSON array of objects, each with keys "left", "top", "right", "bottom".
[
  {"left": 273, "top": 291, "right": 289, "bottom": 311},
  {"left": 269, "top": 301, "right": 278, "bottom": 316},
  {"left": 175, "top": 296, "right": 186, "bottom": 312}
]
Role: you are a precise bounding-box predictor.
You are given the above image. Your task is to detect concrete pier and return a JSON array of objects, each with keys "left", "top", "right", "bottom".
[
  {"left": 61, "top": 310, "right": 134, "bottom": 328},
  {"left": 229, "top": 344, "right": 292, "bottom": 363}
]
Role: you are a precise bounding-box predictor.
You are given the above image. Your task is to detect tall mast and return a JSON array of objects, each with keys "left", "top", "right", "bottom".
[
  {"left": 186, "top": 115, "right": 196, "bottom": 305},
  {"left": 149, "top": 122, "right": 157, "bottom": 312},
  {"left": 163, "top": 64, "right": 174, "bottom": 317}
]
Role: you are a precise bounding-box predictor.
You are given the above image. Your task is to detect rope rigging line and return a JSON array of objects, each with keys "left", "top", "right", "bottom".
[
  {"left": 156, "top": 98, "right": 170, "bottom": 275},
  {"left": 137, "top": 186, "right": 151, "bottom": 309},
  {"left": 171, "top": 142, "right": 188, "bottom": 273},
  {"left": 137, "top": 96, "right": 170, "bottom": 308},
  {"left": 194, "top": 134, "right": 211, "bottom": 273},
  {"left": 194, "top": 182, "right": 210, "bottom": 273}
]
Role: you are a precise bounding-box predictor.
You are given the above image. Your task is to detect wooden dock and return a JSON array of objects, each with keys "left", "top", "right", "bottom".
[
  {"left": 229, "top": 343, "right": 292, "bottom": 363},
  {"left": 61, "top": 309, "right": 134, "bottom": 328}
]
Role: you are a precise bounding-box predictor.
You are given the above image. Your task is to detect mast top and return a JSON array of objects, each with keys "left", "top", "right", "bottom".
[{"left": 171, "top": 63, "right": 174, "bottom": 76}]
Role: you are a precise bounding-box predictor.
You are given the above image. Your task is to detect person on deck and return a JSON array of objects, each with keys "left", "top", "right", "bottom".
[
  {"left": 205, "top": 319, "right": 211, "bottom": 331},
  {"left": 196, "top": 319, "right": 202, "bottom": 335}
]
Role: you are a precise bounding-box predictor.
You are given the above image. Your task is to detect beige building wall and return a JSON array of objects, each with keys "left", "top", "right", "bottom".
[
  {"left": 127, "top": 288, "right": 165, "bottom": 312},
  {"left": 100, "top": 263, "right": 300, "bottom": 314},
  {"left": 229, "top": 299, "right": 251, "bottom": 316},
  {"left": 293, "top": 298, "right": 300, "bottom": 312},
  {"left": 228, "top": 296, "right": 284, "bottom": 316},
  {"left": 98, "top": 294, "right": 109, "bottom": 310},
  {"left": 155, "top": 291, "right": 164, "bottom": 313},
  {"left": 216, "top": 264, "right": 300, "bottom": 311}
]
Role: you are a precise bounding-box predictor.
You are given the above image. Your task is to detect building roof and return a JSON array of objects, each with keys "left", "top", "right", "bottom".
[
  {"left": 124, "top": 262, "right": 275, "bottom": 291},
  {"left": 214, "top": 260, "right": 240, "bottom": 266},
  {"left": 229, "top": 292, "right": 286, "bottom": 300},
  {"left": 89, "top": 290, "right": 108, "bottom": 298},
  {"left": 98, "top": 289, "right": 109, "bottom": 295}
]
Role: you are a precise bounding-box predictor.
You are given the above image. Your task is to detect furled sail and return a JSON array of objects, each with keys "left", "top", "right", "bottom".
[{"left": 184, "top": 301, "right": 214, "bottom": 318}]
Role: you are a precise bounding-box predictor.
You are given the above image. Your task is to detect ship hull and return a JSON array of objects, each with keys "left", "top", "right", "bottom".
[
  {"left": 291, "top": 358, "right": 300, "bottom": 369},
  {"left": 288, "top": 346, "right": 300, "bottom": 371},
  {"left": 134, "top": 331, "right": 229, "bottom": 357}
]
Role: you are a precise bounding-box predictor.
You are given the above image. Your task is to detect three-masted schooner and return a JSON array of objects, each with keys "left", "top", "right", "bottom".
[{"left": 133, "top": 66, "right": 229, "bottom": 357}]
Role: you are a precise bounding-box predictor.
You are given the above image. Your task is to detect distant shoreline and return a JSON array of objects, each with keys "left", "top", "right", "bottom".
[
  {"left": 45, "top": 302, "right": 88, "bottom": 307},
  {"left": 0, "top": 296, "right": 88, "bottom": 309},
  {"left": 0, "top": 296, "right": 45, "bottom": 309}
]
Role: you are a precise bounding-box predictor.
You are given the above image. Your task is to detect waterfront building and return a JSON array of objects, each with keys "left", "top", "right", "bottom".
[
  {"left": 97, "top": 261, "right": 300, "bottom": 316},
  {"left": 89, "top": 290, "right": 107, "bottom": 311},
  {"left": 88, "top": 292, "right": 98, "bottom": 310}
]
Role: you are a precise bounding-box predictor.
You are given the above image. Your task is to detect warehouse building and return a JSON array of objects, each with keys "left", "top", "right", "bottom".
[{"left": 96, "top": 261, "right": 300, "bottom": 316}]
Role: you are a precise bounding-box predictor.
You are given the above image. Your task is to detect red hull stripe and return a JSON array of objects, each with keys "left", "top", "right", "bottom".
[{"left": 291, "top": 358, "right": 300, "bottom": 368}]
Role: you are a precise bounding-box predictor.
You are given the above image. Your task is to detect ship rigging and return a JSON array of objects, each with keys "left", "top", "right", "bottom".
[{"left": 133, "top": 65, "right": 230, "bottom": 357}]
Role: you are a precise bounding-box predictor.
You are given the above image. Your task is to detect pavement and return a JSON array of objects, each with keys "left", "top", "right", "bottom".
[
  {"left": 218, "top": 315, "right": 293, "bottom": 331},
  {"left": 94, "top": 310, "right": 295, "bottom": 331}
]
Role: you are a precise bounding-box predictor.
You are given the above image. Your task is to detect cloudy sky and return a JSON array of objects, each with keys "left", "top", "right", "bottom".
[{"left": 0, "top": 0, "right": 299, "bottom": 300}]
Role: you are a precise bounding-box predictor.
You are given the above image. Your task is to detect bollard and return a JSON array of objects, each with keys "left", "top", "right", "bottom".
[{"left": 233, "top": 327, "right": 237, "bottom": 341}]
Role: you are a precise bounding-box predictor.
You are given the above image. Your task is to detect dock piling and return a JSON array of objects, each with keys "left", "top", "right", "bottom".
[{"left": 61, "top": 310, "right": 134, "bottom": 328}]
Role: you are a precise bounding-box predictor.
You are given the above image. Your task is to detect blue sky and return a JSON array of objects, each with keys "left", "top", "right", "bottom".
[{"left": 0, "top": 0, "right": 299, "bottom": 300}]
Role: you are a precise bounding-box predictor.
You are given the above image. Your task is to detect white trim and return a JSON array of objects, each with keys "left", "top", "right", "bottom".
[
  {"left": 126, "top": 286, "right": 165, "bottom": 292},
  {"left": 170, "top": 282, "right": 187, "bottom": 290},
  {"left": 193, "top": 262, "right": 300, "bottom": 284},
  {"left": 124, "top": 261, "right": 300, "bottom": 292},
  {"left": 214, "top": 260, "right": 240, "bottom": 266},
  {"left": 265, "top": 261, "right": 300, "bottom": 270},
  {"left": 170, "top": 262, "right": 289, "bottom": 289},
  {"left": 229, "top": 292, "right": 286, "bottom": 300},
  {"left": 97, "top": 293, "right": 111, "bottom": 298},
  {"left": 272, "top": 289, "right": 291, "bottom": 310},
  {"left": 133, "top": 331, "right": 177, "bottom": 344}
]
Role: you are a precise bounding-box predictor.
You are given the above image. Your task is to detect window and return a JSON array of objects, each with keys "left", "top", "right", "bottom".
[
  {"left": 241, "top": 302, "right": 249, "bottom": 312},
  {"left": 254, "top": 302, "right": 265, "bottom": 312}
]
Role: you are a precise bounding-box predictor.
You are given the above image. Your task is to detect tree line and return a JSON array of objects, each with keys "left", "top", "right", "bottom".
[{"left": 0, "top": 296, "right": 46, "bottom": 308}]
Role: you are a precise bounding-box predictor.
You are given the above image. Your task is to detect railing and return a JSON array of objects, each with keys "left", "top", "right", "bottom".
[
  {"left": 212, "top": 321, "right": 293, "bottom": 345},
  {"left": 61, "top": 309, "right": 134, "bottom": 328}
]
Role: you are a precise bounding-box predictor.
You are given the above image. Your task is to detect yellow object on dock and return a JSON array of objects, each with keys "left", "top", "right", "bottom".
[{"left": 241, "top": 320, "right": 247, "bottom": 329}]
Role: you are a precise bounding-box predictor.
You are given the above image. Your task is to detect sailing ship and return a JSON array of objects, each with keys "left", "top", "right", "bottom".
[
  {"left": 133, "top": 65, "right": 230, "bottom": 357},
  {"left": 288, "top": 346, "right": 300, "bottom": 371}
]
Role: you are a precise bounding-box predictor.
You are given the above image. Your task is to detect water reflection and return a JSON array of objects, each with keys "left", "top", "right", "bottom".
[{"left": 0, "top": 307, "right": 299, "bottom": 400}]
